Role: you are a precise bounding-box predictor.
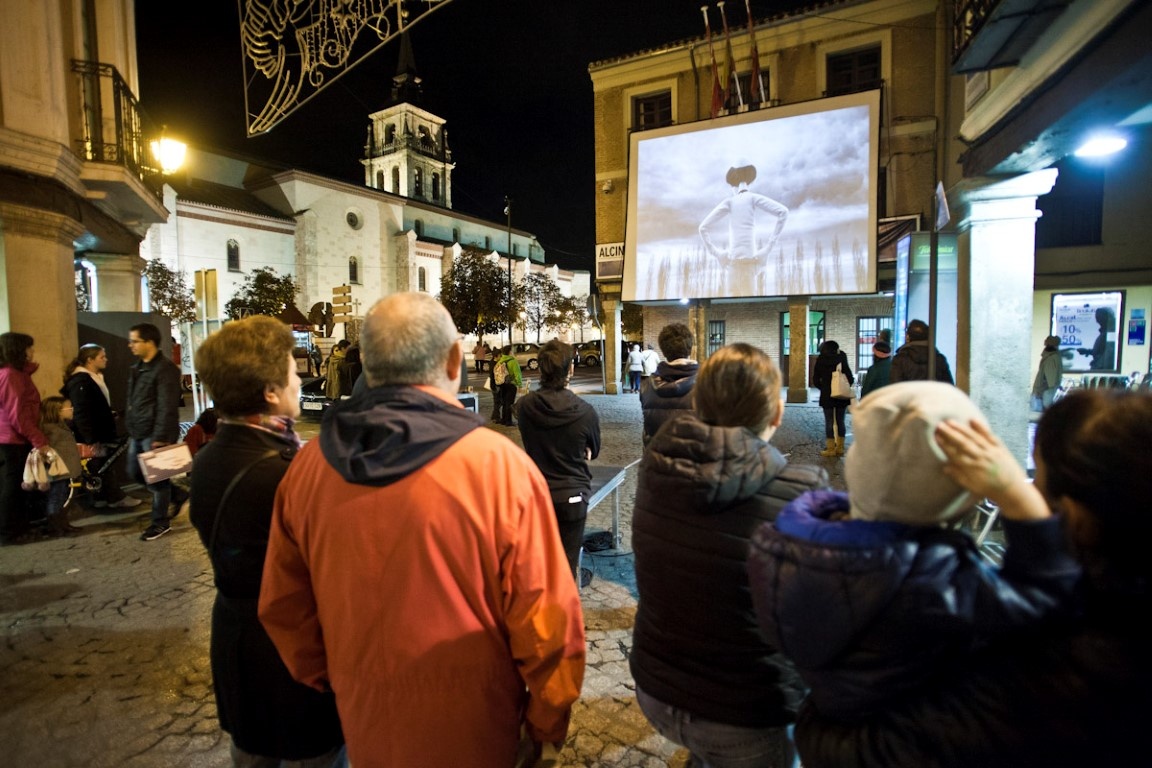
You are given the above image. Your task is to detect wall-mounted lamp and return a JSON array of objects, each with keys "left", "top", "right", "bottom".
[
  {"left": 1074, "top": 134, "right": 1127, "bottom": 158},
  {"left": 601, "top": 179, "right": 615, "bottom": 194},
  {"left": 150, "top": 131, "right": 187, "bottom": 175}
]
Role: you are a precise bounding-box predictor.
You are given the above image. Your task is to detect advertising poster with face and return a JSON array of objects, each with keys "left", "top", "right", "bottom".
[{"left": 1051, "top": 291, "right": 1124, "bottom": 373}]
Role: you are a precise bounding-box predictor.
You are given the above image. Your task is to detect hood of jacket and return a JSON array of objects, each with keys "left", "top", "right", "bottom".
[
  {"left": 319, "top": 385, "right": 483, "bottom": 486},
  {"left": 649, "top": 360, "right": 698, "bottom": 400},
  {"left": 643, "top": 411, "right": 788, "bottom": 510},
  {"left": 748, "top": 489, "right": 918, "bottom": 669},
  {"left": 515, "top": 387, "right": 587, "bottom": 430}
]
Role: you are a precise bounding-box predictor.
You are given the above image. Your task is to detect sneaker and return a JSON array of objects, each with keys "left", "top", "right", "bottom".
[
  {"left": 140, "top": 524, "right": 171, "bottom": 541},
  {"left": 108, "top": 496, "right": 141, "bottom": 509}
]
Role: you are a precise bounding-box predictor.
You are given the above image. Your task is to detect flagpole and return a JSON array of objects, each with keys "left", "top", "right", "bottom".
[
  {"left": 701, "top": 5, "right": 722, "bottom": 119},
  {"left": 744, "top": 0, "right": 764, "bottom": 106},
  {"left": 718, "top": 1, "right": 743, "bottom": 108}
]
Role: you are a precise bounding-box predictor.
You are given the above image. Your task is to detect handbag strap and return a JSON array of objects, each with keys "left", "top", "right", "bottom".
[{"left": 207, "top": 449, "right": 282, "bottom": 558}]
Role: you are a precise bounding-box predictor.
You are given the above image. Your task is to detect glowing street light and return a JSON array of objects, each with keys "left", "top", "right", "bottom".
[{"left": 1074, "top": 134, "right": 1127, "bottom": 158}]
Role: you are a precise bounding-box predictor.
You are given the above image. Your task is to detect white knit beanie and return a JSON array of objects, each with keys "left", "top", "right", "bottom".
[{"left": 845, "top": 381, "right": 984, "bottom": 525}]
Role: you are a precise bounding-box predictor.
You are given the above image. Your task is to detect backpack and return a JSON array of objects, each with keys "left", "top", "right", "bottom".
[{"left": 493, "top": 357, "right": 509, "bottom": 386}]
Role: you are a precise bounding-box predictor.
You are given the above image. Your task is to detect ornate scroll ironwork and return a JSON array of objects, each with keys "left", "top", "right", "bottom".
[{"left": 240, "top": 0, "right": 453, "bottom": 136}]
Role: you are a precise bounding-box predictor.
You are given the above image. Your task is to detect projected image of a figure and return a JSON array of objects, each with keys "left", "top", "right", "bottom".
[
  {"left": 698, "top": 163, "right": 788, "bottom": 294},
  {"left": 627, "top": 96, "right": 877, "bottom": 301}
]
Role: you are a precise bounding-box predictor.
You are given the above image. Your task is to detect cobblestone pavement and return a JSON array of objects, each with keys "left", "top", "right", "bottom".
[{"left": 0, "top": 382, "right": 844, "bottom": 767}]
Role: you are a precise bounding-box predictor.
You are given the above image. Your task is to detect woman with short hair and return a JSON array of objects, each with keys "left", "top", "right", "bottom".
[
  {"left": 190, "top": 315, "right": 344, "bottom": 767},
  {"left": 631, "top": 342, "right": 828, "bottom": 767}
]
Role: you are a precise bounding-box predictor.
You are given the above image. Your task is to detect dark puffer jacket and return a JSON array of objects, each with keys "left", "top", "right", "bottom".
[
  {"left": 889, "top": 340, "right": 954, "bottom": 384},
  {"left": 812, "top": 350, "right": 854, "bottom": 408},
  {"left": 639, "top": 360, "right": 698, "bottom": 443},
  {"left": 630, "top": 411, "right": 828, "bottom": 727},
  {"left": 746, "top": 490, "right": 1079, "bottom": 721}
]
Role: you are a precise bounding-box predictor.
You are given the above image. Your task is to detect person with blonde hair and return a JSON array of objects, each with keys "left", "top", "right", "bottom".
[
  {"left": 190, "top": 315, "right": 344, "bottom": 767},
  {"left": 631, "top": 342, "right": 828, "bottom": 767}
]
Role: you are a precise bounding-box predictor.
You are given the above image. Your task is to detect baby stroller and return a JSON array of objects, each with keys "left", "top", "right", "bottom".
[{"left": 78, "top": 437, "right": 130, "bottom": 494}]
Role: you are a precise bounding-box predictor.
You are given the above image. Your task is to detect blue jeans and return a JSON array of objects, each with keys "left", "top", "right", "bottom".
[
  {"left": 125, "top": 437, "right": 173, "bottom": 526},
  {"left": 636, "top": 686, "right": 797, "bottom": 768}
]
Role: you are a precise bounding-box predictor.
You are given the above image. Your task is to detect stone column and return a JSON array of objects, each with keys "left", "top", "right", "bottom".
[
  {"left": 0, "top": 202, "right": 85, "bottom": 394},
  {"left": 787, "top": 296, "right": 811, "bottom": 403},
  {"left": 84, "top": 252, "right": 146, "bottom": 311},
  {"left": 953, "top": 170, "right": 1057, "bottom": 463},
  {"left": 601, "top": 295, "right": 623, "bottom": 394}
]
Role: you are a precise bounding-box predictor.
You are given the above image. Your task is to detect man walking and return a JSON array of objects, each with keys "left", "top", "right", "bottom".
[
  {"left": 124, "top": 323, "right": 186, "bottom": 541},
  {"left": 889, "top": 319, "right": 955, "bottom": 385},
  {"left": 259, "top": 292, "right": 585, "bottom": 767},
  {"left": 640, "top": 323, "right": 700, "bottom": 443}
]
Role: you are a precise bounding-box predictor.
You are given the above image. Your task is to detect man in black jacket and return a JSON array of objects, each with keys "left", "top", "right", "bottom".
[
  {"left": 124, "top": 323, "right": 186, "bottom": 541},
  {"left": 639, "top": 323, "right": 699, "bottom": 444},
  {"left": 889, "top": 319, "right": 954, "bottom": 384},
  {"left": 515, "top": 340, "right": 601, "bottom": 580}
]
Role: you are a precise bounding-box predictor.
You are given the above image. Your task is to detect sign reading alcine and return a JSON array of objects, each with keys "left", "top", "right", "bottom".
[{"left": 597, "top": 242, "right": 624, "bottom": 280}]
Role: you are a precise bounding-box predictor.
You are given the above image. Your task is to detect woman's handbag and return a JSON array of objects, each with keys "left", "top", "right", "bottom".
[{"left": 831, "top": 362, "right": 854, "bottom": 400}]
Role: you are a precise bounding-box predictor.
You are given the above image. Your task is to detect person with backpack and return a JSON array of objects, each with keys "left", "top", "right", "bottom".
[{"left": 492, "top": 346, "right": 522, "bottom": 427}]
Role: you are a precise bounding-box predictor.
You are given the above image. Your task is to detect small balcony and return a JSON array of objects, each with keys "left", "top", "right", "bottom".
[
  {"left": 71, "top": 59, "right": 169, "bottom": 235},
  {"left": 952, "top": 0, "right": 1072, "bottom": 74}
]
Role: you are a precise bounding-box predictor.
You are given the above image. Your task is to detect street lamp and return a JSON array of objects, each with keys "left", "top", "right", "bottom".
[{"left": 504, "top": 195, "right": 513, "bottom": 345}]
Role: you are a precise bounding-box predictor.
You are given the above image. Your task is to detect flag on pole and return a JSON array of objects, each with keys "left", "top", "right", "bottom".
[
  {"left": 718, "top": 2, "right": 742, "bottom": 109},
  {"left": 701, "top": 5, "right": 723, "bottom": 119},
  {"left": 744, "top": 0, "right": 764, "bottom": 106}
]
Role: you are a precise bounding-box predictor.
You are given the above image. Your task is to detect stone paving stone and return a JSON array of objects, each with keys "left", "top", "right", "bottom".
[{"left": 0, "top": 384, "right": 845, "bottom": 767}]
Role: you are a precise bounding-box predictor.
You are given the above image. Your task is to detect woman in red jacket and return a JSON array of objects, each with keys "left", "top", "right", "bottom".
[{"left": 0, "top": 332, "right": 50, "bottom": 544}]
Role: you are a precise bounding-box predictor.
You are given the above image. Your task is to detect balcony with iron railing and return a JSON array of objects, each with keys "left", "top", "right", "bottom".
[{"left": 71, "top": 59, "right": 169, "bottom": 232}]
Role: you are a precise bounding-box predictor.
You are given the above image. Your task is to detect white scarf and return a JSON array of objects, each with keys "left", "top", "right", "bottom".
[{"left": 74, "top": 366, "right": 111, "bottom": 404}]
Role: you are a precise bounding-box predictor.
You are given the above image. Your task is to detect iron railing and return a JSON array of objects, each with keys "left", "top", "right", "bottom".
[{"left": 70, "top": 59, "right": 157, "bottom": 187}]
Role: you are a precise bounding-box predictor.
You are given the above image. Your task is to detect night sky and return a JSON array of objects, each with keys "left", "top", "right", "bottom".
[{"left": 135, "top": 0, "right": 812, "bottom": 273}]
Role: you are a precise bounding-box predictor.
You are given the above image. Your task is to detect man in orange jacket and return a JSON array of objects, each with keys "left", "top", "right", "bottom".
[{"left": 259, "top": 292, "right": 586, "bottom": 767}]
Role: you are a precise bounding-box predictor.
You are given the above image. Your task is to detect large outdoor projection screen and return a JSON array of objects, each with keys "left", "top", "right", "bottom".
[{"left": 622, "top": 90, "right": 880, "bottom": 301}]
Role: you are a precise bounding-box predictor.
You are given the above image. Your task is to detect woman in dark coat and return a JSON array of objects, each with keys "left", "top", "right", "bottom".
[
  {"left": 812, "top": 340, "right": 853, "bottom": 457},
  {"left": 190, "top": 316, "right": 343, "bottom": 766},
  {"left": 631, "top": 343, "right": 828, "bottom": 767}
]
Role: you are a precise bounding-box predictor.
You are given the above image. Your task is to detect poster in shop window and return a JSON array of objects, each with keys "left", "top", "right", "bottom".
[{"left": 1050, "top": 291, "right": 1124, "bottom": 373}]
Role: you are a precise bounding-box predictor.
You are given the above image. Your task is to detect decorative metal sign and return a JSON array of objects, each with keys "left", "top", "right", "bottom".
[{"left": 240, "top": 0, "right": 453, "bottom": 136}]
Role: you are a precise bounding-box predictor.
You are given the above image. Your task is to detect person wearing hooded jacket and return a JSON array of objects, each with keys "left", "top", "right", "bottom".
[
  {"left": 1031, "top": 334, "right": 1064, "bottom": 411},
  {"left": 746, "top": 382, "right": 1079, "bottom": 728},
  {"left": 631, "top": 343, "right": 828, "bottom": 768},
  {"left": 772, "top": 388, "right": 1152, "bottom": 768},
  {"left": 640, "top": 323, "right": 699, "bottom": 444},
  {"left": 889, "top": 318, "right": 954, "bottom": 384},
  {"left": 515, "top": 340, "right": 601, "bottom": 580},
  {"left": 259, "top": 292, "right": 585, "bottom": 768}
]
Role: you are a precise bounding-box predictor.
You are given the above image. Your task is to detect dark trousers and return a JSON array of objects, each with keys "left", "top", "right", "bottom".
[
  {"left": 0, "top": 442, "right": 33, "bottom": 540},
  {"left": 496, "top": 383, "right": 518, "bottom": 424},
  {"left": 87, "top": 450, "right": 127, "bottom": 504},
  {"left": 553, "top": 494, "right": 589, "bottom": 582},
  {"left": 823, "top": 403, "right": 848, "bottom": 439}
]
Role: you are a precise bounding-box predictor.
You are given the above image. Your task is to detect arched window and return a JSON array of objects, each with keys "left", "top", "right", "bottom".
[
  {"left": 349, "top": 257, "right": 359, "bottom": 284},
  {"left": 375, "top": 170, "right": 384, "bottom": 189},
  {"left": 432, "top": 173, "right": 441, "bottom": 201},
  {"left": 227, "top": 239, "right": 240, "bottom": 271},
  {"left": 452, "top": 227, "right": 460, "bottom": 244},
  {"left": 418, "top": 266, "right": 427, "bottom": 292},
  {"left": 384, "top": 124, "right": 396, "bottom": 144},
  {"left": 392, "top": 167, "right": 400, "bottom": 194},
  {"left": 413, "top": 168, "right": 423, "bottom": 197}
]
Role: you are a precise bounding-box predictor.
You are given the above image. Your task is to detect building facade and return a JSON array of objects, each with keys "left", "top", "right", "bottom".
[{"left": 591, "top": 0, "right": 1151, "bottom": 460}]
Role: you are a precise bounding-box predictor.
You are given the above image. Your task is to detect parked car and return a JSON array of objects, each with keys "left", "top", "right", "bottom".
[
  {"left": 510, "top": 342, "right": 542, "bottom": 371},
  {"left": 299, "top": 376, "right": 334, "bottom": 418},
  {"left": 575, "top": 340, "right": 603, "bottom": 367}
]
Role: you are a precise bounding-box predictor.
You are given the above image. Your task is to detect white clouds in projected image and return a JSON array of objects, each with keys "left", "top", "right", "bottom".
[{"left": 636, "top": 105, "right": 871, "bottom": 252}]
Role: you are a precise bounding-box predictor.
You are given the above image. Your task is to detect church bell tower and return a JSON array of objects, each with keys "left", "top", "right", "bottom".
[{"left": 362, "top": 32, "right": 454, "bottom": 208}]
